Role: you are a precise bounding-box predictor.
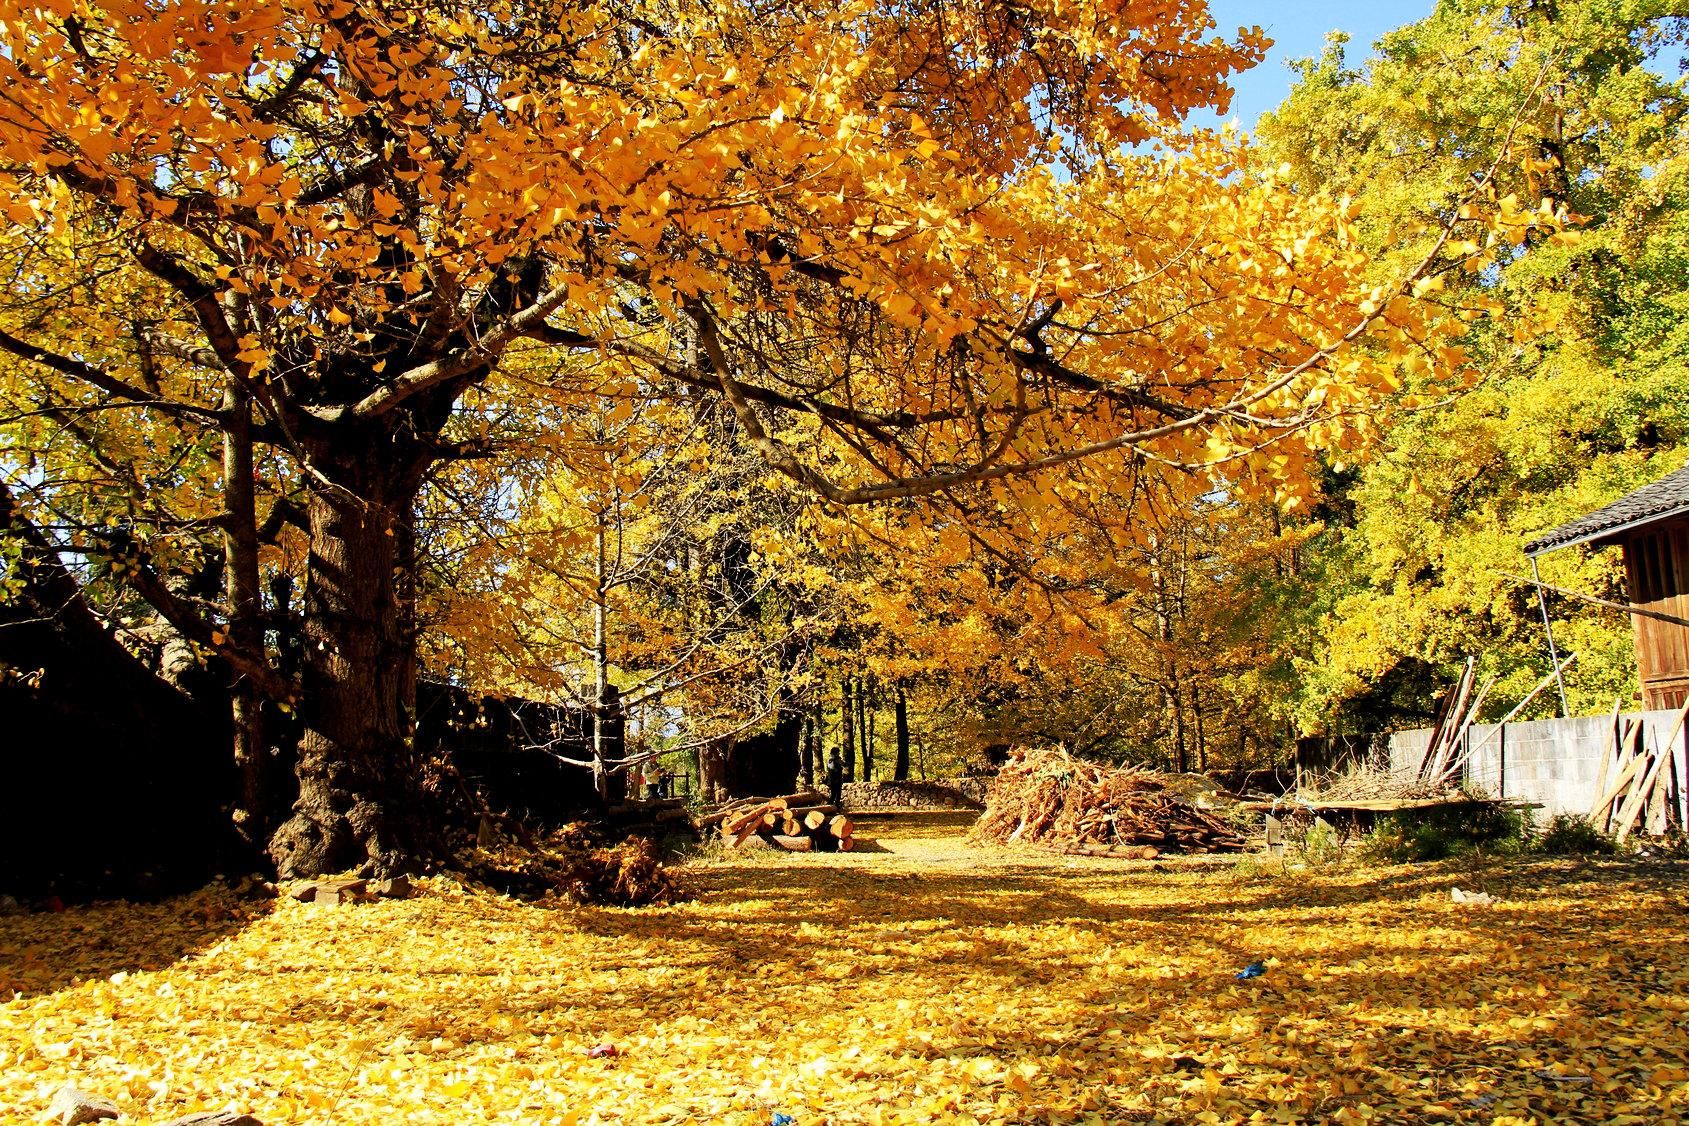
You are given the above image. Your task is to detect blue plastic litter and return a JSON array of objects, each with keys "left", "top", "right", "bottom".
[
  {"left": 1236, "top": 961, "right": 1267, "bottom": 980},
  {"left": 771, "top": 1115, "right": 796, "bottom": 1126}
]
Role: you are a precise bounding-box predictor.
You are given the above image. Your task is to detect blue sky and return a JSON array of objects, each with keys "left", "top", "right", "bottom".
[{"left": 1191, "top": 0, "right": 1438, "bottom": 131}]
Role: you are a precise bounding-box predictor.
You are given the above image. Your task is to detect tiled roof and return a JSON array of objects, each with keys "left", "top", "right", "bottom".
[{"left": 1525, "top": 464, "right": 1689, "bottom": 555}]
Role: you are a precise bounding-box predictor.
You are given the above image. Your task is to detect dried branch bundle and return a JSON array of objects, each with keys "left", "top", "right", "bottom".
[{"left": 971, "top": 747, "right": 1246, "bottom": 853}]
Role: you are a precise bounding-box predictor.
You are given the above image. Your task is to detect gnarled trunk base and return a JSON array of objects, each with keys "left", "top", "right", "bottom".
[{"left": 268, "top": 442, "right": 437, "bottom": 878}]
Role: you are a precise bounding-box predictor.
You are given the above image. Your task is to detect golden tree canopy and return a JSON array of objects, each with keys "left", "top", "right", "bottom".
[{"left": 0, "top": 0, "right": 1506, "bottom": 515}]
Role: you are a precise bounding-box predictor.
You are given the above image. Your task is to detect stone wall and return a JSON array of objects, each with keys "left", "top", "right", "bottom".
[
  {"left": 1387, "top": 709, "right": 1689, "bottom": 820},
  {"left": 840, "top": 778, "right": 988, "bottom": 810}
]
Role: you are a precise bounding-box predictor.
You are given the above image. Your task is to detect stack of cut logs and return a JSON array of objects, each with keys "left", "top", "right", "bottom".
[
  {"left": 693, "top": 791, "right": 857, "bottom": 852},
  {"left": 972, "top": 746, "right": 1247, "bottom": 855},
  {"left": 602, "top": 797, "right": 695, "bottom": 840}
]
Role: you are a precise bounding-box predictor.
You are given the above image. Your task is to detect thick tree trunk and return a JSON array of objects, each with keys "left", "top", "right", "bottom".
[
  {"left": 699, "top": 738, "right": 729, "bottom": 803},
  {"left": 268, "top": 445, "right": 432, "bottom": 878}
]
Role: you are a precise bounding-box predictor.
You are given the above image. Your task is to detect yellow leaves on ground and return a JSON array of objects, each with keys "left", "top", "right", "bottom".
[{"left": 6, "top": 829, "right": 1689, "bottom": 1123}]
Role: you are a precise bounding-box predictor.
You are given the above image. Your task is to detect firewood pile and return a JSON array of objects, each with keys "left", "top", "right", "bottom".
[
  {"left": 601, "top": 797, "right": 698, "bottom": 841},
  {"left": 970, "top": 747, "right": 1247, "bottom": 854},
  {"left": 693, "top": 790, "right": 858, "bottom": 852}
]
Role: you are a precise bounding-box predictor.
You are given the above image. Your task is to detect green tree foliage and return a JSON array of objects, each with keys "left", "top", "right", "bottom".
[{"left": 1254, "top": 0, "right": 1689, "bottom": 728}]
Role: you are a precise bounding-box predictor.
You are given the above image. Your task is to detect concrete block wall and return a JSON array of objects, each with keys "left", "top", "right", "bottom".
[
  {"left": 1387, "top": 730, "right": 1433, "bottom": 778},
  {"left": 1386, "top": 710, "right": 1689, "bottom": 819}
]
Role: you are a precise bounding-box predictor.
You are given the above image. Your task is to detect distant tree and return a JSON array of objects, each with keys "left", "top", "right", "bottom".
[{"left": 1256, "top": 0, "right": 1689, "bottom": 726}]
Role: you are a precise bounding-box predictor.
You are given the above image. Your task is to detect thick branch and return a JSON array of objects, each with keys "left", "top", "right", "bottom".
[
  {"left": 257, "top": 496, "right": 308, "bottom": 545},
  {"left": 298, "top": 158, "right": 384, "bottom": 207},
  {"left": 134, "top": 244, "right": 249, "bottom": 377},
  {"left": 339, "top": 281, "right": 576, "bottom": 420},
  {"left": 109, "top": 535, "right": 297, "bottom": 703},
  {"left": 139, "top": 328, "right": 229, "bottom": 372}
]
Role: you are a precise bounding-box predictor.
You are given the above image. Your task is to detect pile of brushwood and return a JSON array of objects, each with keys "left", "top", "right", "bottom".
[
  {"left": 971, "top": 746, "right": 1248, "bottom": 855},
  {"left": 466, "top": 823, "right": 683, "bottom": 906},
  {"left": 1305, "top": 763, "right": 1451, "bottom": 803}
]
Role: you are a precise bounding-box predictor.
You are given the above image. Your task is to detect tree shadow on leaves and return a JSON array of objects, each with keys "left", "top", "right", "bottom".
[{"left": 0, "top": 885, "right": 270, "bottom": 998}]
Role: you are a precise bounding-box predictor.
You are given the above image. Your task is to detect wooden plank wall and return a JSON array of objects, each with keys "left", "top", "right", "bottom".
[{"left": 1624, "top": 522, "right": 1689, "bottom": 710}]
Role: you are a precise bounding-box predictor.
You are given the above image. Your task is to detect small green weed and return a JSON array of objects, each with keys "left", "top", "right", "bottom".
[
  {"left": 1357, "top": 802, "right": 1531, "bottom": 863},
  {"left": 1532, "top": 813, "right": 1616, "bottom": 856},
  {"left": 1299, "top": 818, "right": 1344, "bottom": 867}
]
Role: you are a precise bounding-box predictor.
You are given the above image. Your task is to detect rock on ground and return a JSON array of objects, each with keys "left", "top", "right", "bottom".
[{"left": 47, "top": 1085, "right": 118, "bottom": 1126}]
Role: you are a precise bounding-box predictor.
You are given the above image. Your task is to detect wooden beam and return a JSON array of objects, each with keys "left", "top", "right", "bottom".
[{"left": 1510, "top": 573, "right": 1689, "bottom": 629}]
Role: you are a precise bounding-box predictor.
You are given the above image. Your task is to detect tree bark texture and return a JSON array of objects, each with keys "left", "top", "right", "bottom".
[
  {"left": 268, "top": 432, "right": 433, "bottom": 878},
  {"left": 699, "top": 739, "right": 729, "bottom": 804},
  {"left": 222, "top": 381, "right": 267, "bottom": 853}
]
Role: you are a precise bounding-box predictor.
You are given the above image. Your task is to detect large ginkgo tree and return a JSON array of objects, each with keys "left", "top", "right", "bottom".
[{"left": 0, "top": 0, "right": 1528, "bottom": 875}]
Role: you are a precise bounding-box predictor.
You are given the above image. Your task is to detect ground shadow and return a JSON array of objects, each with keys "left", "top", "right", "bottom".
[{"left": 0, "top": 886, "right": 270, "bottom": 997}]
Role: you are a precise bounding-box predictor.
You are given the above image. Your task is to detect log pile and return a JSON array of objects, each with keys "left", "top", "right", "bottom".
[
  {"left": 694, "top": 791, "right": 857, "bottom": 852},
  {"left": 839, "top": 779, "right": 987, "bottom": 811},
  {"left": 602, "top": 797, "right": 697, "bottom": 841},
  {"left": 970, "top": 746, "right": 1247, "bottom": 854}
]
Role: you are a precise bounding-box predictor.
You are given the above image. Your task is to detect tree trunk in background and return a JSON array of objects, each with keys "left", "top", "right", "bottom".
[
  {"left": 1151, "top": 549, "right": 1188, "bottom": 774},
  {"left": 591, "top": 510, "right": 613, "bottom": 800},
  {"left": 1193, "top": 682, "right": 1208, "bottom": 773},
  {"left": 698, "top": 741, "right": 728, "bottom": 804},
  {"left": 894, "top": 682, "right": 911, "bottom": 781},
  {"left": 1168, "top": 675, "right": 1188, "bottom": 774},
  {"left": 840, "top": 678, "right": 856, "bottom": 783},
  {"left": 857, "top": 678, "right": 873, "bottom": 781},
  {"left": 799, "top": 714, "right": 815, "bottom": 790},
  {"left": 222, "top": 381, "right": 266, "bottom": 854},
  {"left": 810, "top": 721, "right": 823, "bottom": 789},
  {"left": 865, "top": 704, "right": 876, "bottom": 781},
  {"left": 268, "top": 433, "right": 432, "bottom": 879}
]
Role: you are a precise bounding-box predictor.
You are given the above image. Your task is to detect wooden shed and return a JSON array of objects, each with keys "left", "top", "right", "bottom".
[{"left": 1526, "top": 465, "right": 1689, "bottom": 710}]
